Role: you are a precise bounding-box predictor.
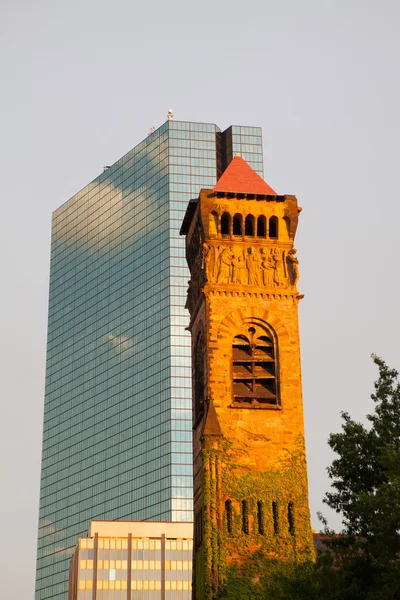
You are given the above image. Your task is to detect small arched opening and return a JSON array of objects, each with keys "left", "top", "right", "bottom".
[
  {"left": 194, "top": 334, "right": 205, "bottom": 420},
  {"left": 257, "top": 215, "right": 266, "bottom": 237},
  {"left": 241, "top": 500, "right": 249, "bottom": 534},
  {"left": 269, "top": 216, "right": 278, "bottom": 239},
  {"left": 233, "top": 213, "right": 242, "bottom": 236},
  {"left": 257, "top": 501, "right": 265, "bottom": 535},
  {"left": 225, "top": 500, "right": 233, "bottom": 534},
  {"left": 272, "top": 501, "right": 279, "bottom": 534},
  {"left": 288, "top": 502, "right": 295, "bottom": 536},
  {"left": 221, "top": 212, "right": 231, "bottom": 235},
  {"left": 245, "top": 214, "right": 255, "bottom": 236}
]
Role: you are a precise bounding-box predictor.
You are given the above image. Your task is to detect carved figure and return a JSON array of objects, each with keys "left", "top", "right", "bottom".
[
  {"left": 260, "top": 248, "right": 275, "bottom": 286},
  {"left": 202, "top": 243, "right": 215, "bottom": 282},
  {"left": 213, "top": 245, "right": 222, "bottom": 280},
  {"left": 217, "top": 247, "right": 233, "bottom": 284},
  {"left": 246, "top": 247, "right": 261, "bottom": 286},
  {"left": 286, "top": 248, "right": 300, "bottom": 287},
  {"left": 231, "top": 249, "right": 246, "bottom": 284},
  {"left": 272, "top": 252, "right": 287, "bottom": 287}
]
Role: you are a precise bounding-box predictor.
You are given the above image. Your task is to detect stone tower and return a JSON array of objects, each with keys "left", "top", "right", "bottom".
[{"left": 180, "top": 156, "right": 314, "bottom": 599}]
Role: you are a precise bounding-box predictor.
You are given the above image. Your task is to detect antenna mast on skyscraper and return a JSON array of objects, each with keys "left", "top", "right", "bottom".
[{"left": 167, "top": 108, "right": 174, "bottom": 121}]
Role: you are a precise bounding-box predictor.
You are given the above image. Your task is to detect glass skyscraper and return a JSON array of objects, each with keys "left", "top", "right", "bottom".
[{"left": 36, "top": 121, "right": 264, "bottom": 600}]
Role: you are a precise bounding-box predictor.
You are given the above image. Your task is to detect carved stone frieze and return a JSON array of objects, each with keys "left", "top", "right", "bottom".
[{"left": 201, "top": 243, "right": 300, "bottom": 288}]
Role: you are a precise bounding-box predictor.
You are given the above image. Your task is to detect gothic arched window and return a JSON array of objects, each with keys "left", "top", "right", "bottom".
[{"left": 232, "top": 324, "right": 278, "bottom": 407}]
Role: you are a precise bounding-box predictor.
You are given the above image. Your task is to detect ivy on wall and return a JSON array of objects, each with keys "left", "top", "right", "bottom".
[{"left": 195, "top": 436, "right": 315, "bottom": 599}]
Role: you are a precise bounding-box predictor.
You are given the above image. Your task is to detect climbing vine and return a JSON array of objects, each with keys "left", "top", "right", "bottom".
[{"left": 194, "top": 435, "right": 315, "bottom": 599}]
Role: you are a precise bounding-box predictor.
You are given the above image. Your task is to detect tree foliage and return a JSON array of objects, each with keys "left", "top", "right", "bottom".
[
  {"left": 262, "top": 356, "right": 400, "bottom": 599},
  {"left": 325, "top": 355, "right": 400, "bottom": 562}
]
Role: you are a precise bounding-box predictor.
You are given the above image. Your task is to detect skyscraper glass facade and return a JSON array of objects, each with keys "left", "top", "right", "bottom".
[{"left": 36, "top": 121, "right": 263, "bottom": 600}]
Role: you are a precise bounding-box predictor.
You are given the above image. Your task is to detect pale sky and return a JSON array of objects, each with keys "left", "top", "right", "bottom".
[{"left": 1, "top": 1, "right": 400, "bottom": 597}]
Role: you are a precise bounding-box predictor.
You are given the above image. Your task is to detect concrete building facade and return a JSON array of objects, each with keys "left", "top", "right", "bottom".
[{"left": 68, "top": 520, "right": 193, "bottom": 600}]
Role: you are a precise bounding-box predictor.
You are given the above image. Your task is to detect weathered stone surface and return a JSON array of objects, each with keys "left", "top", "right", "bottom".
[{"left": 183, "top": 175, "right": 314, "bottom": 599}]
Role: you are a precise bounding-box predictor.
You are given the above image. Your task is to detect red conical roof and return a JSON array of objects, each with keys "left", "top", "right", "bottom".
[{"left": 213, "top": 155, "right": 277, "bottom": 195}]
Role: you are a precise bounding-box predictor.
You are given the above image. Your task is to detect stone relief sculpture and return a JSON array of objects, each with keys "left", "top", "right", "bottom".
[
  {"left": 260, "top": 248, "right": 275, "bottom": 286},
  {"left": 286, "top": 248, "right": 300, "bottom": 286},
  {"left": 217, "top": 247, "right": 233, "bottom": 284},
  {"left": 201, "top": 244, "right": 299, "bottom": 289},
  {"left": 246, "top": 247, "right": 261, "bottom": 286},
  {"left": 272, "top": 251, "right": 287, "bottom": 287}
]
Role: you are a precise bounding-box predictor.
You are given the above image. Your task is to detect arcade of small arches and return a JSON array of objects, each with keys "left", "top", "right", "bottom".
[
  {"left": 209, "top": 211, "right": 290, "bottom": 241},
  {"left": 224, "top": 499, "right": 295, "bottom": 537}
]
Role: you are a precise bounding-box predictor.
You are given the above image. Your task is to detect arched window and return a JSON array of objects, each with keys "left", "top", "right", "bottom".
[
  {"left": 232, "top": 324, "right": 278, "bottom": 407},
  {"left": 257, "top": 215, "right": 266, "bottom": 237},
  {"left": 245, "top": 214, "right": 255, "bottom": 236},
  {"left": 195, "top": 508, "right": 203, "bottom": 548},
  {"left": 257, "top": 501, "right": 265, "bottom": 535},
  {"left": 288, "top": 502, "right": 295, "bottom": 536},
  {"left": 233, "top": 213, "right": 242, "bottom": 236},
  {"left": 209, "top": 211, "right": 218, "bottom": 236},
  {"left": 272, "top": 501, "right": 279, "bottom": 534},
  {"left": 269, "top": 216, "right": 278, "bottom": 239},
  {"left": 225, "top": 500, "right": 233, "bottom": 534},
  {"left": 241, "top": 500, "right": 249, "bottom": 534},
  {"left": 221, "top": 212, "right": 230, "bottom": 235},
  {"left": 194, "top": 334, "right": 205, "bottom": 420}
]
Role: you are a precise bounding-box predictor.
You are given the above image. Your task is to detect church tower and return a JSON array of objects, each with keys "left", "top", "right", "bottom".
[{"left": 180, "top": 156, "right": 314, "bottom": 599}]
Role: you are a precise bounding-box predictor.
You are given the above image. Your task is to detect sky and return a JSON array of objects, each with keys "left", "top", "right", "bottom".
[{"left": 1, "top": 0, "right": 400, "bottom": 597}]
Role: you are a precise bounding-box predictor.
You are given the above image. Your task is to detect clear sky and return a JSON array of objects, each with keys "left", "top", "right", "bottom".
[{"left": 1, "top": 0, "right": 399, "bottom": 597}]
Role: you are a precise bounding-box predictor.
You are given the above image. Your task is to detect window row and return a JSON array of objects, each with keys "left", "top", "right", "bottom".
[
  {"left": 210, "top": 212, "right": 290, "bottom": 241},
  {"left": 225, "top": 500, "right": 295, "bottom": 536}
]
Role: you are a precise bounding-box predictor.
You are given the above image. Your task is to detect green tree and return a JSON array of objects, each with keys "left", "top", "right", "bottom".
[
  {"left": 325, "top": 355, "right": 400, "bottom": 563},
  {"left": 262, "top": 356, "right": 400, "bottom": 599}
]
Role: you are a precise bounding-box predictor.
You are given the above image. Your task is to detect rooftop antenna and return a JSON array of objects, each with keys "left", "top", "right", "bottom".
[
  {"left": 167, "top": 108, "right": 174, "bottom": 121},
  {"left": 148, "top": 125, "right": 155, "bottom": 135}
]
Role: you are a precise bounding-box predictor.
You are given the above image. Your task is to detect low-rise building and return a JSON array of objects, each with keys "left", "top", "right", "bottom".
[{"left": 68, "top": 520, "right": 193, "bottom": 600}]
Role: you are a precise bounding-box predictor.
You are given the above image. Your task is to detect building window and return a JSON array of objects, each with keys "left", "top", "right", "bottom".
[
  {"left": 245, "top": 214, "right": 255, "bottom": 236},
  {"left": 233, "top": 213, "right": 242, "bottom": 236},
  {"left": 269, "top": 216, "right": 278, "bottom": 239},
  {"left": 195, "top": 508, "right": 203, "bottom": 548},
  {"left": 257, "top": 215, "right": 266, "bottom": 237},
  {"left": 221, "top": 212, "right": 230, "bottom": 235},
  {"left": 241, "top": 500, "right": 249, "bottom": 534},
  {"left": 225, "top": 500, "right": 233, "bottom": 534},
  {"left": 194, "top": 334, "right": 205, "bottom": 420},
  {"left": 232, "top": 325, "right": 278, "bottom": 407},
  {"left": 272, "top": 501, "right": 279, "bottom": 534},
  {"left": 288, "top": 502, "right": 295, "bottom": 536},
  {"left": 257, "top": 501, "right": 265, "bottom": 535}
]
